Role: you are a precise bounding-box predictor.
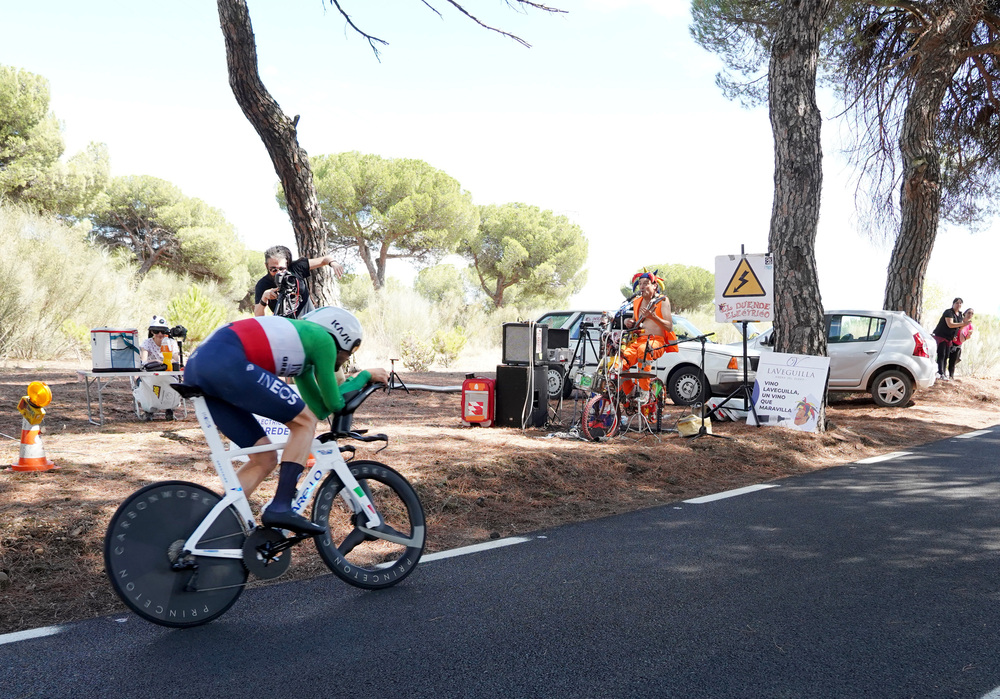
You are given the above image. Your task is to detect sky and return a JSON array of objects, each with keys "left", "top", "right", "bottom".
[{"left": 5, "top": 0, "right": 999, "bottom": 317}]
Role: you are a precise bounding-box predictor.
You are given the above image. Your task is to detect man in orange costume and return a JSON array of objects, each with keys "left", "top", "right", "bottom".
[{"left": 619, "top": 270, "right": 678, "bottom": 400}]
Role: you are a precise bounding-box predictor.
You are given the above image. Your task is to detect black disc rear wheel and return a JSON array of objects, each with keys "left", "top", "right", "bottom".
[
  {"left": 104, "top": 481, "right": 248, "bottom": 628},
  {"left": 312, "top": 460, "right": 425, "bottom": 590}
]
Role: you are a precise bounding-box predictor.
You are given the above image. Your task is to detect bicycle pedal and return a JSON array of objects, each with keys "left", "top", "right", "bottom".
[{"left": 243, "top": 528, "right": 293, "bottom": 579}]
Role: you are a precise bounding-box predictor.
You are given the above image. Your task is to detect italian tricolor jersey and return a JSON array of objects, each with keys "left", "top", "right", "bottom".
[{"left": 227, "top": 316, "right": 331, "bottom": 377}]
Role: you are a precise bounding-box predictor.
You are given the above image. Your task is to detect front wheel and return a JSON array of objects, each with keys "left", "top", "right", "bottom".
[
  {"left": 312, "top": 460, "right": 425, "bottom": 590},
  {"left": 581, "top": 394, "right": 619, "bottom": 441},
  {"left": 667, "top": 367, "right": 710, "bottom": 406},
  {"left": 104, "top": 481, "right": 248, "bottom": 628},
  {"left": 871, "top": 369, "right": 913, "bottom": 407}
]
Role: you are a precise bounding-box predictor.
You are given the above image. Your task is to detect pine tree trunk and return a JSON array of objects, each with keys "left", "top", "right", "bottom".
[
  {"left": 767, "top": 0, "right": 831, "bottom": 358},
  {"left": 883, "top": 9, "right": 967, "bottom": 323},
  {"left": 216, "top": 0, "right": 339, "bottom": 306}
]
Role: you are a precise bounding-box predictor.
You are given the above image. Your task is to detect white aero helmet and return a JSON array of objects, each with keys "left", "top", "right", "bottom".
[
  {"left": 302, "top": 306, "right": 363, "bottom": 355},
  {"left": 149, "top": 315, "right": 169, "bottom": 333}
]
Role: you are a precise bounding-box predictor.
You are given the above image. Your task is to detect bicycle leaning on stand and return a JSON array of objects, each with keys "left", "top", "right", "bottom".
[
  {"left": 579, "top": 316, "right": 665, "bottom": 441},
  {"left": 103, "top": 382, "right": 425, "bottom": 628}
]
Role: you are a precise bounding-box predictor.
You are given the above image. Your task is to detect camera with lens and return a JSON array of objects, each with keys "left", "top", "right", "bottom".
[{"left": 169, "top": 325, "right": 188, "bottom": 340}]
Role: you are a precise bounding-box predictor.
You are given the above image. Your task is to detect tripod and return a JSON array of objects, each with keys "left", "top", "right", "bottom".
[
  {"left": 386, "top": 358, "right": 409, "bottom": 396},
  {"left": 683, "top": 333, "right": 731, "bottom": 441},
  {"left": 698, "top": 320, "right": 759, "bottom": 427},
  {"left": 568, "top": 322, "right": 602, "bottom": 427},
  {"left": 618, "top": 369, "right": 662, "bottom": 437}
]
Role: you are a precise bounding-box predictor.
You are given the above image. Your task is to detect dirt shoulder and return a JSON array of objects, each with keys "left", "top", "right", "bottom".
[{"left": 2, "top": 362, "right": 999, "bottom": 634}]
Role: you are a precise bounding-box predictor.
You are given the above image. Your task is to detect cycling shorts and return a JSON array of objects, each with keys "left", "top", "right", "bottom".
[{"left": 183, "top": 327, "right": 306, "bottom": 447}]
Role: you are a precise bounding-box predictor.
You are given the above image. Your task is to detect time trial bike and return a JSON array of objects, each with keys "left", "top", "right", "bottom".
[{"left": 103, "top": 382, "right": 425, "bottom": 628}]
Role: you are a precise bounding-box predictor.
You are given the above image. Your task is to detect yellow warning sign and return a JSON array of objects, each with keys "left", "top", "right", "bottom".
[{"left": 722, "top": 258, "right": 766, "bottom": 297}]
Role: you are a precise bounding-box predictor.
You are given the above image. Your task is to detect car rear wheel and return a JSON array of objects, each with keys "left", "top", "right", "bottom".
[
  {"left": 667, "top": 367, "right": 710, "bottom": 406},
  {"left": 871, "top": 369, "right": 913, "bottom": 407}
]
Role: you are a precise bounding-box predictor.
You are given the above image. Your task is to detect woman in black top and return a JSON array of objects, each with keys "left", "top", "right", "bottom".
[{"left": 931, "top": 298, "right": 971, "bottom": 380}]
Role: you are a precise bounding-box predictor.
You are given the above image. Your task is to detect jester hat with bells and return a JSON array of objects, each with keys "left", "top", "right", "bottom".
[{"left": 631, "top": 268, "right": 665, "bottom": 294}]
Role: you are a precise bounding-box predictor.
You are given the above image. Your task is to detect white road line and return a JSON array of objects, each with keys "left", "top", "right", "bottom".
[
  {"left": 0, "top": 539, "right": 535, "bottom": 648},
  {"left": 684, "top": 484, "right": 778, "bottom": 504},
  {"left": 980, "top": 685, "right": 1000, "bottom": 699},
  {"left": 955, "top": 430, "right": 991, "bottom": 439},
  {"left": 0, "top": 625, "right": 62, "bottom": 646},
  {"left": 421, "top": 536, "right": 532, "bottom": 563},
  {"left": 856, "top": 451, "right": 912, "bottom": 464}
]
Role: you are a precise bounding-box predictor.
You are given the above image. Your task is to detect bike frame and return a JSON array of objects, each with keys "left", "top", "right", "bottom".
[
  {"left": 180, "top": 394, "right": 384, "bottom": 561},
  {"left": 591, "top": 324, "right": 662, "bottom": 434}
]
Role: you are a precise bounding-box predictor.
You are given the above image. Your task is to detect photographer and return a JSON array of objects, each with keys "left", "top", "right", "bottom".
[{"left": 254, "top": 245, "right": 345, "bottom": 319}]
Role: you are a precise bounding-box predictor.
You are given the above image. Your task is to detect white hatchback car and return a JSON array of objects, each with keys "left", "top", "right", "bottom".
[
  {"left": 537, "top": 310, "right": 758, "bottom": 406},
  {"left": 738, "top": 309, "right": 936, "bottom": 407}
]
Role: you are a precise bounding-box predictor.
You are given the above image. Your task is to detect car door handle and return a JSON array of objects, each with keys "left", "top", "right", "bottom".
[{"left": 865, "top": 350, "right": 877, "bottom": 354}]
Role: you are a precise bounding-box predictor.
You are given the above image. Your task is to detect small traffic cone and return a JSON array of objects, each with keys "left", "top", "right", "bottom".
[{"left": 11, "top": 417, "right": 55, "bottom": 472}]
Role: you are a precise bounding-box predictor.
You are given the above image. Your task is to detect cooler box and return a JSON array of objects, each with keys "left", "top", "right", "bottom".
[
  {"left": 91, "top": 328, "right": 140, "bottom": 372},
  {"left": 461, "top": 377, "right": 495, "bottom": 427}
]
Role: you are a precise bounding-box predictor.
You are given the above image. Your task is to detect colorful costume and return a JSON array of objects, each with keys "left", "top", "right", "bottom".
[{"left": 619, "top": 271, "right": 678, "bottom": 394}]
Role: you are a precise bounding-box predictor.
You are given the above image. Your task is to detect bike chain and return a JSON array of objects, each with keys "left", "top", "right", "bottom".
[{"left": 172, "top": 528, "right": 322, "bottom": 592}]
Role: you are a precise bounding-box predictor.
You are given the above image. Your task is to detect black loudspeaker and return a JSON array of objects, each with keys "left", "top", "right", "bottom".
[
  {"left": 548, "top": 328, "right": 570, "bottom": 349},
  {"left": 495, "top": 364, "right": 547, "bottom": 428},
  {"left": 502, "top": 323, "right": 548, "bottom": 365}
]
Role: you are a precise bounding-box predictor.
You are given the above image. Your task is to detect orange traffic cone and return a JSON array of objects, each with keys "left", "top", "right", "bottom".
[{"left": 11, "top": 417, "right": 55, "bottom": 471}]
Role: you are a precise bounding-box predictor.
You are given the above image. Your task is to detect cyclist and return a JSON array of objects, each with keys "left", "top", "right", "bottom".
[
  {"left": 619, "top": 270, "right": 678, "bottom": 401},
  {"left": 183, "top": 307, "right": 388, "bottom": 536}
]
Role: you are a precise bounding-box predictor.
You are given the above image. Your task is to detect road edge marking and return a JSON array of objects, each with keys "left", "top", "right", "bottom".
[
  {"left": 684, "top": 484, "right": 778, "bottom": 504},
  {"left": 955, "top": 430, "right": 991, "bottom": 439},
  {"left": 421, "top": 536, "right": 532, "bottom": 563},
  {"left": 0, "top": 625, "right": 62, "bottom": 646},
  {"left": 856, "top": 451, "right": 912, "bottom": 464}
]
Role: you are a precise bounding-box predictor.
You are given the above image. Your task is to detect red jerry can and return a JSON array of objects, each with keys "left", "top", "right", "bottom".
[{"left": 461, "top": 376, "right": 495, "bottom": 427}]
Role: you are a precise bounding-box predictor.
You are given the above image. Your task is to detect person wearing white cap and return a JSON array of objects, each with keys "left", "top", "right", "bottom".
[{"left": 137, "top": 315, "right": 180, "bottom": 421}]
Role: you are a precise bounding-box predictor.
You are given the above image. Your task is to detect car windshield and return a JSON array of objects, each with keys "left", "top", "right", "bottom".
[
  {"left": 672, "top": 316, "right": 705, "bottom": 342},
  {"left": 538, "top": 313, "right": 574, "bottom": 330}
]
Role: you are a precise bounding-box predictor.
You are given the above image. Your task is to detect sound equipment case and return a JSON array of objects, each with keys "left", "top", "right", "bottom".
[{"left": 494, "top": 364, "right": 547, "bottom": 428}]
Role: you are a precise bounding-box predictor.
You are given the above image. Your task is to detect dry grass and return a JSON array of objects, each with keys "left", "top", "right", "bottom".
[{"left": 3, "top": 361, "right": 1000, "bottom": 634}]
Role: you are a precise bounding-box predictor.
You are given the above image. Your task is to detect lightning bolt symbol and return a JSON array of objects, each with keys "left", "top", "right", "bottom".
[{"left": 735, "top": 270, "right": 750, "bottom": 293}]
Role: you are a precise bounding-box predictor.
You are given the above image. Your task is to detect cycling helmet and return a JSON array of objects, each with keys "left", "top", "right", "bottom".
[
  {"left": 149, "top": 315, "right": 169, "bottom": 334},
  {"left": 301, "top": 306, "right": 363, "bottom": 355}
]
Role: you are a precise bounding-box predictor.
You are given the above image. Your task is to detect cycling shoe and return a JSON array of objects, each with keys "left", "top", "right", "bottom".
[{"left": 262, "top": 509, "right": 326, "bottom": 537}]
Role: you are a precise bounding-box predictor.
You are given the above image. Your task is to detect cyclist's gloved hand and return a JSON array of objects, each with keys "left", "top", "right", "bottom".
[{"left": 367, "top": 368, "right": 390, "bottom": 385}]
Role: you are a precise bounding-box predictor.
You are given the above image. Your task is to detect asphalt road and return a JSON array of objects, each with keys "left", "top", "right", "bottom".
[{"left": 5, "top": 426, "right": 1000, "bottom": 698}]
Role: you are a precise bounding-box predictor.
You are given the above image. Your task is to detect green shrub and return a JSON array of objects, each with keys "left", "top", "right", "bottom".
[
  {"left": 338, "top": 273, "right": 375, "bottom": 313},
  {"left": 0, "top": 204, "right": 250, "bottom": 360},
  {"left": 399, "top": 332, "right": 435, "bottom": 372},
  {"left": 432, "top": 326, "right": 468, "bottom": 367},
  {"left": 166, "top": 285, "right": 233, "bottom": 346}
]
